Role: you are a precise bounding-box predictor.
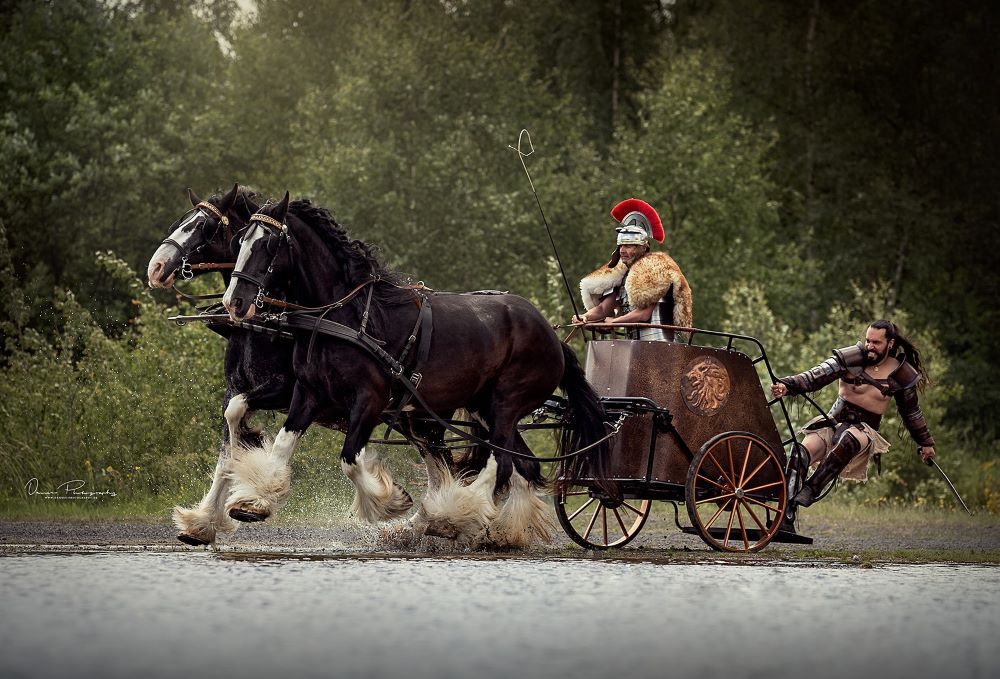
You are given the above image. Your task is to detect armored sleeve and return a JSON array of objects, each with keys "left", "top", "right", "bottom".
[
  {"left": 891, "top": 363, "right": 935, "bottom": 447},
  {"left": 777, "top": 356, "right": 845, "bottom": 395}
]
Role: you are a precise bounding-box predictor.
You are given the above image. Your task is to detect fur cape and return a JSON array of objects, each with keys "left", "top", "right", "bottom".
[{"left": 579, "top": 251, "right": 693, "bottom": 328}]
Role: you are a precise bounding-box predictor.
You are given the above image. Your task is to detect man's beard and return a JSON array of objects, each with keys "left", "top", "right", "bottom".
[{"left": 866, "top": 347, "right": 889, "bottom": 365}]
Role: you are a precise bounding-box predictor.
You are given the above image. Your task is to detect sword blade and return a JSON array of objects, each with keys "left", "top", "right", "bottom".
[{"left": 930, "top": 459, "right": 973, "bottom": 516}]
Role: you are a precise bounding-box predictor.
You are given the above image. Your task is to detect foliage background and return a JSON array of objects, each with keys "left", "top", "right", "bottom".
[{"left": 1, "top": 0, "right": 996, "bottom": 515}]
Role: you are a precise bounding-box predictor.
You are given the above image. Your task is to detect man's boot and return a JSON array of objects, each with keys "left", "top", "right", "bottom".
[
  {"left": 794, "top": 431, "right": 862, "bottom": 507},
  {"left": 780, "top": 444, "right": 811, "bottom": 531}
]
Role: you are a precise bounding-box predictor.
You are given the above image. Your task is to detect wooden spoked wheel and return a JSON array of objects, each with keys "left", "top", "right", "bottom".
[
  {"left": 554, "top": 483, "right": 652, "bottom": 549},
  {"left": 685, "top": 431, "right": 787, "bottom": 552}
]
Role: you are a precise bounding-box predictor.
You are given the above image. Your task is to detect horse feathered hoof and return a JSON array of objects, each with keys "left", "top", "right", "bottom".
[
  {"left": 177, "top": 533, "right": 212, "bottom": 546},
  {"left": 423, "top": 519, "right": 460, "bottom": 540},
  {"left": 228, "top": 504, "right": 269, "bottom": 522},
  {"left": 343, "top": 449, "right": 414, "bottom": 522},
  {"left": 392, "top": 483, "right": 414, "bottom": 515},
  {"left": 224, "top": 442, "right": 292, "bottom": 521}
]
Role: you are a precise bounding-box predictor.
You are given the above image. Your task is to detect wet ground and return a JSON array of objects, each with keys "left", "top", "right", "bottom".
[{"left": 3, "top": 507, "right": 998, "bottom": 557}]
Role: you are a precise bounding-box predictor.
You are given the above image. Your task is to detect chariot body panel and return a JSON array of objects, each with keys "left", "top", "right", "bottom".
[{"left": 547, "top": 327, "right": 813, "bottom": 552}]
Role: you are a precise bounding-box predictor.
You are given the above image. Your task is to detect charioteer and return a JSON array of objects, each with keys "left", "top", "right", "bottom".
[
  {"left": 771, "top": 320, "right": 936, "bottom": 507},
  {"left": 574, "top": 198, "right": 692, "bottom": 341}
]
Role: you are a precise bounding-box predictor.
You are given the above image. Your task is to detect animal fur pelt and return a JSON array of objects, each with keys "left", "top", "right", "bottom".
[{"left": 579, "top": 251, "right": 693, "bottom": 328}]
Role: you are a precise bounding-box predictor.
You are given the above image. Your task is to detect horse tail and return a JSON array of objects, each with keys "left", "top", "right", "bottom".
[{"left": 556, "top": 343, "right": 614, "bottom": 497}]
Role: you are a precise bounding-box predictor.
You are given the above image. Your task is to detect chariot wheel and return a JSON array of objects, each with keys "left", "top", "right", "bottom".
[
  {"left": 685, "top": 431, "right": 787, "bottom": 552},
  {"left": 554, "top": 482, "right": 652, "bottom": 549}
]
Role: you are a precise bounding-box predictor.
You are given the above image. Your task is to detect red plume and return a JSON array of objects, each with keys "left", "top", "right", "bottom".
[{"left": 610, "top": 198, "right": 664, "bottom": 243}]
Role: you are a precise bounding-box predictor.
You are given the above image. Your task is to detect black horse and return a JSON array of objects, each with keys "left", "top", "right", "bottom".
[
  {"left": 147, "top": 185, "right": 301, "bottom": 545},
  {"left": 150, "top": 187, "right": 424, "bottom": 545},
  {"left": 222, "top": 193, "right": 610, "bottom": 545}
]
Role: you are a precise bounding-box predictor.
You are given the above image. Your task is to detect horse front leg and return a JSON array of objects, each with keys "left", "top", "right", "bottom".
[
  {"left": 173, "top": 392, "right": 245, "bottom": 546},
  {"left": 225, "top": 384, "right": 319, "bottom": 523},
  {"left": 340, "top": 397, "right": 413, "bottom": 523},
  {"left": 173, "top": 442, "right": 241, "bottom": 546}
]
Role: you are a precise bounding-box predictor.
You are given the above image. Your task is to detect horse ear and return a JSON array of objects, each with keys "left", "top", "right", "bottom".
[
  {"left": 187, "top": 188, "right": 202, "bottom": 207},
  {"left": 606, "top": 248, "right": 621, "bottom": 269},
  {"left": 219, "top": 183, "right": 239, "bottom": 212},
  {"left": 275, "top": 191, "right": 290, "bottom": 221}
]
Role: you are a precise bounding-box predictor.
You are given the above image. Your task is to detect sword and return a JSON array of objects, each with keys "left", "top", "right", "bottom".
[{"left": 926, "top": 456, "right": 973, "bottom": 515}]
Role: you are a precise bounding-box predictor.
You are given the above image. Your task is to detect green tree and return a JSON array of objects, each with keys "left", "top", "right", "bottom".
[{"left": 0, "top": 0, "right": 232, "bottom": 331}]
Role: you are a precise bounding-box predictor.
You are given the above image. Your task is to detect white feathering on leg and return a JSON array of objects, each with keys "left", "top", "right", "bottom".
[
  {"left": 418, "top": 456, "right": 499, "bottom": 541},
  {"left": 342, "top": 448, "right": 413, "bottom": 523},
  {"left": 174, "top": 458, "right": 240, "bottom": 544},
  {"left": 224, "top": 394, "right": 249, "bottom": 448},
  {"left": 224, "top": 437, "right": 292, "bottom": 519},
  {"left": 483, "top": 469, "right": 554, "bottom": 548}
]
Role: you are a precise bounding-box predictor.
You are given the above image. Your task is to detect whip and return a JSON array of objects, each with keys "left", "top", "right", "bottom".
[{"left": 508, "top": 129, "right": 581, "bottom": 320}]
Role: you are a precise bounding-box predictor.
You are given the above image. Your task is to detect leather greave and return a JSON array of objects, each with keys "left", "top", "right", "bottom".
[{"left": 795, "top": 430, "right": 863, "bottom": 507}]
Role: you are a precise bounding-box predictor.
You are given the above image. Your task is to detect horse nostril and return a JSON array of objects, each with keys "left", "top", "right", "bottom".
[{"left": 233, "top": 297, "right": 244, "bottom": 311}]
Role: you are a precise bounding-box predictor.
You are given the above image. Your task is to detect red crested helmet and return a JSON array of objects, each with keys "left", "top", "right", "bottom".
[{"left": 611, "top": 198, "right": 664, "bottom": 245}]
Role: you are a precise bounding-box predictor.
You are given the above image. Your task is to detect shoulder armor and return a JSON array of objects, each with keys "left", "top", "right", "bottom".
[
  {"left": 833, "top": 342, "right": 866, "bottom": 369},
  {"left": 888, "top": 360, "right": 921, "bottom": 392}
]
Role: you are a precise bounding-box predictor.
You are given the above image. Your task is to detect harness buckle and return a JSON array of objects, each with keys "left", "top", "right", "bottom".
[
  {"left": 253, "top": 288, "right": 265, "bottom": 308},
  {"left": 410, "top": 372, "right": 423, "bottom": 388},
  {"left": 180, "top": 257, "right": 194, "bottom": 280}
]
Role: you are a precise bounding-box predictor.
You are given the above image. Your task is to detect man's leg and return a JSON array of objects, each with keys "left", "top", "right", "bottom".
[{"left": 794, "top": 427, "right": 868, "bottom": 507}]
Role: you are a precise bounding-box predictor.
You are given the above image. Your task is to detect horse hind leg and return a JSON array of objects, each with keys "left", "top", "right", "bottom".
[
  {"left": 342, "top": 447, "right": 414, "bottom": 523},
  {"left": 417, "top": 454, "right": 499, "bottom": 541},
  {"left": 482, "top": 432, "right": 554, "bottom": 549}
]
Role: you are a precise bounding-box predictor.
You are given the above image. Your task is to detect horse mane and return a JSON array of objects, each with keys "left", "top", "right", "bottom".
[{"left": 287, "top": 199, "right": 415, "bottom": 337}]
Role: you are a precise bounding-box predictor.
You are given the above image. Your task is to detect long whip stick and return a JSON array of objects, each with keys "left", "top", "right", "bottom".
[{"left": 508, "top": 129, "right": 581, "bottom": 320}]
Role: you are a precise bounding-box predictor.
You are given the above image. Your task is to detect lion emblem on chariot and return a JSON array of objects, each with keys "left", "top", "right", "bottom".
[{"left": 681, "top": 356, "right": 731, "bottom": 416}]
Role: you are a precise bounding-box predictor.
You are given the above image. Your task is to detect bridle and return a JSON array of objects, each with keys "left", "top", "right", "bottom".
[
  {"left": 230, "top": 212, "right": 427, "bottom": 314},
  {"left": 229, "top": 212, "right": 294, "bottom": 309},
  {"left": 160, "top": 201, "right": 236, "bottom": 280}
]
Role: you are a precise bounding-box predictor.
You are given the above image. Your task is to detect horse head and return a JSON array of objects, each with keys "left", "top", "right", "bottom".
[
  {"left": 223, "top": 192, "right": 295, "bottom": 321},
  {"left": 146, "top": 183, "right": 260, "bottom": 289}
]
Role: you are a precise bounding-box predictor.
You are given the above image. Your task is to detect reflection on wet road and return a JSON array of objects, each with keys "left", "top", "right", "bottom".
[{"left": 1, "top": 552, "right": 997, "bottom": 679}]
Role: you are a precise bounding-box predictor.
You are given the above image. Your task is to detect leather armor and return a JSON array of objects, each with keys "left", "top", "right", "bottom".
[{"left": 779, "top": 348, "right": 935, "bottom": 448}]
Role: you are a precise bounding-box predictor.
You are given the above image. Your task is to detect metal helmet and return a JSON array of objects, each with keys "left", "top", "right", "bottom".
[
  {"left": 611, "top": 198, "right": 664, "bottom": 246},
  {"left": 616, "top": 218, "right": 651, "bottom": 246}
]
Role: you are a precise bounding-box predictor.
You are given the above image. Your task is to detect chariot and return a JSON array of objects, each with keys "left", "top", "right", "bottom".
[{"left": 529, "top": 325, "right": 814, "bottom": 553}]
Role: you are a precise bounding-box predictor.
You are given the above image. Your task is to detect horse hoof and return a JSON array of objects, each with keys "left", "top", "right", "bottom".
[
  {"left": 177, "top": 533, "right": 211, "bottom": 546},
  {"left": 228, "top": 507, "right": 269, "bottom": 523},
  {"left": 422, "top": 519, "right": 459, "bottom": 540}
]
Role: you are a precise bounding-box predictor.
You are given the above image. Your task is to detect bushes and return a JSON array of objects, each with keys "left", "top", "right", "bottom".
[{"left": 0, "top": 251, "right": 224, "bottom": 503}]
